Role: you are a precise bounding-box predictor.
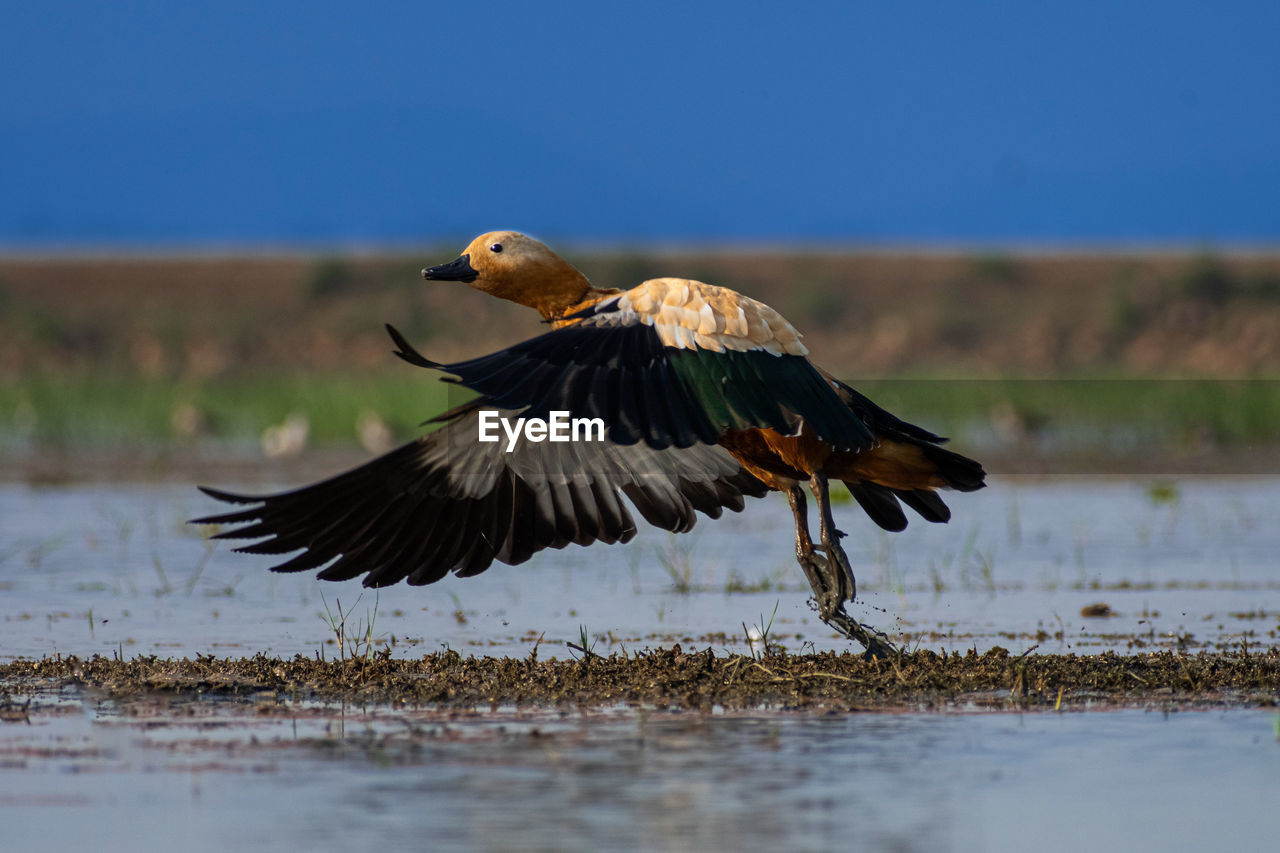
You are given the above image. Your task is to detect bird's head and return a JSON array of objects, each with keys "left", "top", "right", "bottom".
[{"left": 422, "top": 231, "right": 591, "bottom": 318}]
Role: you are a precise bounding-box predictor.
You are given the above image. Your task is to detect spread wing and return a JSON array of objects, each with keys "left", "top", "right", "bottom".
[
  {"left": 193, "top": 400, "right": 768, "bottom": 588},
  {"left": 390, "top": 278, "right": 876, "bottom": 453}
]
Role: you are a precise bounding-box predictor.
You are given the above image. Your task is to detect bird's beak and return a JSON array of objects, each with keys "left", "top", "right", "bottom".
[{"left": 422, "top": 254, "right": 478, "bottom": 283}]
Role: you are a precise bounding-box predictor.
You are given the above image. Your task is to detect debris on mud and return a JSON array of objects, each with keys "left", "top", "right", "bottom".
[{"left": 3, "top": 647, "right": 1277, "bottom": 713}]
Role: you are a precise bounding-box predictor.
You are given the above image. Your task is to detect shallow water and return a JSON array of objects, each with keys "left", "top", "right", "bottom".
[
  {"left": 2, "top": 476, "right": 1278, "bottom": 659},
  {"left": 3, "top": 475, "right": 1279, "bottom": 850},
  {"left": 2, "top": 696, "right": 1277, "bottom": 853}
]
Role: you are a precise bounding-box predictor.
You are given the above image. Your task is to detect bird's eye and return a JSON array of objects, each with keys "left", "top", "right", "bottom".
[{"left": 490, "top": 243, "right": 503, "bottom": 253}]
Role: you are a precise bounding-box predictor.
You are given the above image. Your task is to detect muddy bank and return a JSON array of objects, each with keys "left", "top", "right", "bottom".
[
  {"left": 4, "top": 648, "right": 1277, "bottom": 713},
  {"left": 5, "top": 249, "right": 1280, "bottom": 377}
]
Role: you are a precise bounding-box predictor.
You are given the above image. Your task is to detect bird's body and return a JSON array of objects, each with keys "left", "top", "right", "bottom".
[{"left": 196, "top": 231, "right": 985, "bottom": 654}]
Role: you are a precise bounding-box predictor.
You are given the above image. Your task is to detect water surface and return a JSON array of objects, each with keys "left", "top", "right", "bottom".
[
  {"left": 3, "top": 476, "right": 1277, "bottom": 659},
  {"left": 4, "top": 475, "right": 1278, "bottom": 851}
]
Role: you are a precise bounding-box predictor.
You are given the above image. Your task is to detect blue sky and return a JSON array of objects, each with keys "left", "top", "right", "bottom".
[{"left": 3, "top": 1, "right": 1279, "bottom": 246}]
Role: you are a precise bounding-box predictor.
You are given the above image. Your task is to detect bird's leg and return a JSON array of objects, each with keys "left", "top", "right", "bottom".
[
  {"left": 808, "top": 471, "right": 855, "bottom": 604},
  {"left": 786, "top": 484, "right": 832, "bottom": 603},
  {"left": 805, "top": 470, "right": 900, "bottom": 660}
]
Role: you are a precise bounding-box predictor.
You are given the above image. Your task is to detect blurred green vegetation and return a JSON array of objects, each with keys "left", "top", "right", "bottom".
[
  {"left": 304, "top": 257, "right": 358, "bottom": 299},
  {"left": 968, "top": 252, "right": 1023, "bottom": 284},
  {"left": 1, "top": 372, "right": 1276, "bottom": 452},
  {"left": 1177, "top": 252, "right": 1280, "bottom": 305},
  {"left": 853, "top": 377, "right": 1280, "bottom": 450},
  {"left": 0, "top": 371, "right": 456, "bottom": 450}
]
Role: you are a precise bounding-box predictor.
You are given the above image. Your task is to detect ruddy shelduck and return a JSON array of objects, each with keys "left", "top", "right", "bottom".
[{"left": 197, "top": 232, "right": 985, "bottom": 655}]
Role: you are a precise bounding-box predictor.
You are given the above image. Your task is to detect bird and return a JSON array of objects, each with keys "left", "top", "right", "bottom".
[{"left": 195, "top": 231, "right": 985, "bottom": 655}]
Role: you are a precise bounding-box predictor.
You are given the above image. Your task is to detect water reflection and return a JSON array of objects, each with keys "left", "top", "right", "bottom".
[{"left": 3, "top": 699, "right": 1276, "bottom": 852}]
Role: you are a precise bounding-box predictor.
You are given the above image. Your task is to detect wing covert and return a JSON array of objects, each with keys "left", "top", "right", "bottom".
[{"left": 388, "top": 289, "right": 877, "bottom": 454}]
